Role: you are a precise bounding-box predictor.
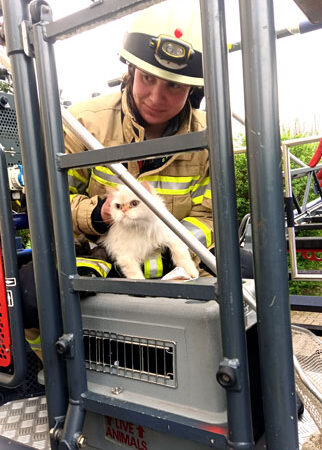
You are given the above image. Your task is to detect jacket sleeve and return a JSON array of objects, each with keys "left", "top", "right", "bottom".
[
  {"left": 181, "top": 158, "right": 214, "bottom": 249},
  {"left": 64, "top": 119, "right": 102, "bottom": 236},
  {"left": 180, "top": 158, "right": 214, "bottom": 276}
]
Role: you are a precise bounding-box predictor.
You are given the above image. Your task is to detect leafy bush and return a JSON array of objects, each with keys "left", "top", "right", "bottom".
[{"left": 0, "top": 80, "right": 13, "bottom": 93}]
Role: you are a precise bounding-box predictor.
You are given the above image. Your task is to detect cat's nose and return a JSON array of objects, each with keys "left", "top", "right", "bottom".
[{"left": 122, "top": 206, "right": 129, "bottom": 213}]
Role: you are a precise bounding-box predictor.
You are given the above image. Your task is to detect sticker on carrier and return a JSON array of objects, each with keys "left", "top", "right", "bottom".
[{"left": 105, "top": 416, "right": 148, "bottom": 450}]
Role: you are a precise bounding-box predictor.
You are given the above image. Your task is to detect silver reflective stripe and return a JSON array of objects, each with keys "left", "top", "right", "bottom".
[
  {"left": 68, "top": 170, "right": 88, "bottom": 194},
  {"left": 92, "top": 167, "right": 121, "bottom": 187},
  {"left": 144, "top": 252, "right": 163, "bottom": 278},
  {"left": 30, "top": 343, "right": 42, "bottom": 350},
  {"left": 149, "top": 257, "right": 159, "bottom": 278},
  {"left": 191, "top": 177, "right": 211, "bottom": 204},
  {"left": 182, "top": 218, "right": 207, "bottom": 247}
]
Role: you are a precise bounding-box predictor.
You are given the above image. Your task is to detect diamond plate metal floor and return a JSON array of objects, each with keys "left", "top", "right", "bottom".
[{"left": 0, "top": 396, "right": 49, "bottom": 449}]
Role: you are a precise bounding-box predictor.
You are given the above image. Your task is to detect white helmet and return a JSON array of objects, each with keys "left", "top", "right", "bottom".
[{"left": 120, "top": 0, "right": 203, "bottom": 87}]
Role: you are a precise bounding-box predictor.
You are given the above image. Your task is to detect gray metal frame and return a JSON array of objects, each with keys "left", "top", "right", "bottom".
[
  {"left": 239, "top": 1, "right": 298, "bottom": 448},
  {"left": 1, "top": 0, "right": 301, "bottom": 449}
]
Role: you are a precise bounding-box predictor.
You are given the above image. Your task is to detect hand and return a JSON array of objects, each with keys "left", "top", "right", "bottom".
[{"left": 100, "top": 196, "right": 112, "bottom": 224}]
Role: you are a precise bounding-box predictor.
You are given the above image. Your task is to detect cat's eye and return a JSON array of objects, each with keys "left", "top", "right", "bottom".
[
  {"left": 130, "top": 200, "right": 139, "bottom": 207},
  {"left": 115, "top": 203, "right": 122, "bottom": 209}
]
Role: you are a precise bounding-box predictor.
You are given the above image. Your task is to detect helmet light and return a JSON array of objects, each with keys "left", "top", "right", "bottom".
[
  {"left": 150, "top": 35, "right": 194, "bottom": 70},
  {"left": 162, "top": 41, "right": 185, "bottom": 58}
]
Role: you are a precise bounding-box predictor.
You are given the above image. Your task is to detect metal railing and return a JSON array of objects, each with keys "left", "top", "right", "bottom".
[{"left": 283, "top": 135, "right": 322, "bottom": 281}]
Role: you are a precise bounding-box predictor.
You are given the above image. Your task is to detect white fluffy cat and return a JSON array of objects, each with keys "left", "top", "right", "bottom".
[{"left": 100, "top": 182, "right": 199, "bottom": 280}]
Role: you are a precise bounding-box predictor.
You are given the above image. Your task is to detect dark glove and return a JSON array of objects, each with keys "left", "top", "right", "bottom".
[{"left": 91, "top": 197, "right": 110, "bottom": 234}]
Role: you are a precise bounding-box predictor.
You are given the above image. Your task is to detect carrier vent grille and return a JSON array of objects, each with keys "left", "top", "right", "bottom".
[{"left": 83, "top": 330, "right": 177, "bottom": 388}]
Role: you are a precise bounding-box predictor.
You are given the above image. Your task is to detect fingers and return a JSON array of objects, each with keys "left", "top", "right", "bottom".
[{"left": 100, "top": 196, "right": 112, "bottom": 224}]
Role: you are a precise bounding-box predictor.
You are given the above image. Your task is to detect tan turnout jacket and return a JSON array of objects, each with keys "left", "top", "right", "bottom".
[{"left": 65, "top": 89, "right": 213, "bottom": 275}]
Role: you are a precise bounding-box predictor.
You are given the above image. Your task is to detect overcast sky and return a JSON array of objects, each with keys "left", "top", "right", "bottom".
[{"left": 48, "top": 0, "right": 322, "bottom": 134}]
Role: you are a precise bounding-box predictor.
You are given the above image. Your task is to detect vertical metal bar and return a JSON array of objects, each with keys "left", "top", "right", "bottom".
[
  {"left": 2, "top": 0, "right": 67, "bottom": 441},
  {"left": 199, "top": 1, "right": 253, "bottom": 448},
  {"left": 31, "top": 6, "right": 87, "bottom": 447},
  {"left": 0, "top": 148, "right": 26, "bottom": 387},
  {"left": 239, "top": 1, "right": 299, "bottom": 448}
]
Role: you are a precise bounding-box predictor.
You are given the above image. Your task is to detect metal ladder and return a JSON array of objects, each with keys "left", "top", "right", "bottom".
[{"left": 1, "top": 0, "right": 298, "bottom": 449}]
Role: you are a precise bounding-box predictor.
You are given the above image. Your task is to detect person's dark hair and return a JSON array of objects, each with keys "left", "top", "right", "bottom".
[
  {"left": 189, "top": 87, "right": 204, "bottom": 109},
  {"left": 121, "top": 65, "right": 146, "bottom": 125}
]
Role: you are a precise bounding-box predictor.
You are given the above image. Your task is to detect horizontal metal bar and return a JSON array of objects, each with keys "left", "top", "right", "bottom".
[
  {"left": 290, "top": 163, "right": 322, "bottom": 179},
  {"left": 58, "top": 130, "right": 207, "bottom": 170},
  {"left": 290, "top": 295, "right": 322, "bottom": 312},
  {"left": 82, "top": 390, "right": 227, "bottom": 448},
  {"left": 294, "top": 200, "right": 322, "bottom": 222},
  {"left": 286, "top": 236, "right": 322, "bottom": 249},
  {"left": 70, "top": 275, "right": 217, "bottom": 301},
  {"left": 295, "top": 221, "right": 322, "bottom": 229},
  {"left": 45, "top": 0, "right": 165, "bottom": 41},
  {"left": 290, "top": 273, "right": 322, "bottom": 281},
  {"left": 283, "top": 135, "right": 322, "bottom": 147},
  {"left": 229, "top": 21, "right": 322, "bottom": 53}
]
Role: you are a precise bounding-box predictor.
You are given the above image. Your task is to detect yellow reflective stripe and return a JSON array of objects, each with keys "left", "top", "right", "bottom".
[
  {"left": 26, "top": 334, "right": 41, "bottom": 345},
  {"left": 204, "top": 189, "right": 212, "bottom": 199},
  {"left": 68, "top": 169, "right": 88, "bottom": 185},
  {"left": 91, "top": 171, "right": 119, "bottom": 187},
  {"left": 156, "top": 256, "right": 163, "bottom": 278},
  {"left": 140, "top": 175, "right": 199, "bottom": 183},
  {"left": 155, "top": 187, "right": 191, "bottom": 195},
  {"left": 76, "top": 262, "right": 107, "bottom": 278},
  {"left": 183, "top": 217, "right": 212, "bottom": 247},
  {"left": 69, "top": 186, "right": 78, "bottom": 194},
  {"left": 144, "top": 259, "right": 150, "bottom": 278},
  {"left": 26, "top": 334, "right": 41, "bottom": 350},
  {"left": 76, "top": 258, "right": 112, "bottom": 278},
  {"left": 192, "top": 195, "right": 203, "bottom": 205}
]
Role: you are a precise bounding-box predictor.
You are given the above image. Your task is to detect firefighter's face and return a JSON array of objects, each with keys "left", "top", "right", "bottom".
[{"left": 132, "top": 69, "right": 191, "bottom": 126}]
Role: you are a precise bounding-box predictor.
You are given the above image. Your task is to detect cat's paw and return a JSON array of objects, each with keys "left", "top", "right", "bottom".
[
  {"left": 125, "top": 271, "right": 145, "bottom": 280},
  {"left": 128, "top": 275, "right": 145, "bottom": 280},
  {"left": 182, "top": 262, "right": 199, "bottom": 279}
]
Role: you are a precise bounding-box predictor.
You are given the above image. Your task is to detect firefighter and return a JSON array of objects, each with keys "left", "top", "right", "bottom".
[
  {"left": 66, "top": 0, "right": 215, "bottom": 279},
  {"left": 66, "top": 0, "right": 253, "bottom": 279}
]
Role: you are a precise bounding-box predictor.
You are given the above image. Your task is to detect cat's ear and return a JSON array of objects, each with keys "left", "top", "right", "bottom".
[{"left": 141, "top": 181, "right": 154, "bottom": 194}]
